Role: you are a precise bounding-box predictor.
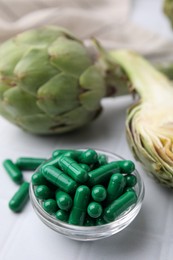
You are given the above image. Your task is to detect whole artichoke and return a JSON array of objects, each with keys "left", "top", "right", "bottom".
[{"left": 0, "top": 26, "right": 127, "bottom": 134}]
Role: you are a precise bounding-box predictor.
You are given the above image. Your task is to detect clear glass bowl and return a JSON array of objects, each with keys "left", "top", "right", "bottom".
[{"left": 29, "top": 149, "right": 145, "bottom": 241}]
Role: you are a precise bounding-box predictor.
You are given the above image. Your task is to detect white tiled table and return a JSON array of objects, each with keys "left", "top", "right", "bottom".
[{"left": 1, "top": 1, "right": 173, "bottom": 259}]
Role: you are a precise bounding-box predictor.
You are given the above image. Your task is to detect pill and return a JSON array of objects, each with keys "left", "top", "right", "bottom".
[
  {"left": 91, "top": 185, "right": 107, "bottom": 202},
  {"left": 43, "top": 199, "right": 58, "bottom": 214},
  {"left": 125, "top": 175, "right": 137, "bottom": 187},
  {"left": 52, "top": 149, "right": 82, "bottom": 160},
  {"left": 88, "top": 162, "right": 120, "bottom": 186},
  {"left": 68, "top": 185, "right": 90, "bottom": 225},
  {"left": 64, "top": 151, "right": 82, "bottom": 160},
  {"left": 35, "top": 185, "right": 52, "bottom": 199},
  {"left": 117, "top": 160, "right": 135, "bottom": 174},
  {"left": 79, "top": 163, "right": 90, "bottom": 172},
  {"left": 31, "top": 171, "right": 47, "bottom": 185},
  {"left": 58, "top": 156, "right": 88, "bottom": 183},
  {"left": 56, "top": 209, "right": 69, "bottom": 222},
  {"left": 103, "top": 190, "right": 137, "bottom": 223},
  {"left": 42, "top": 165, "right": 77, "bottom": 193},
  {"left": 9, "top": 182, "right": 29, "bottom": 212},
  {"left": 3, "top": 159, "right": 23, "bottom": 184},
  {"left": 87, "top": 202, "right": 103, "bottom": 218},
  {"left": 79, "top": 149, "right": 98, "bottom": 164},
  {"left": 106, "top": 173, "right": 126, "bottom": 203},
  {"left": 43, "top": 156, "right": 62, "bottom": 168},
  {"left": 97, "top": 154, "right": 108, "bottom": 166},
  {"left": 84, "top": 216, "right": 95, "bottom": 226},
  {"left": 16, "top": 157, "right": 46, "bottom": 171},
  {"left": 55, "top": 190, "right": 72, "bottom": 211},
  {"left": 52, "top": 149, "right": 74, "bottom": 158}
]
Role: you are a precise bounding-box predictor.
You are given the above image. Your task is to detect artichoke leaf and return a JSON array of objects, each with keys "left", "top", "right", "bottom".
[
  {"left": 48, "top": 36, "right": 92, "bottom": 77},
  {"left": 14, "top": 48, "right": 59, "bottom": 95},
  {"left": 79, "top": 65, "right": 106, "bottom": 111},
  {"left": 37, "top": 72, "right": 79, "bottom": 115},
  {"left": 2, "top": 86, "right": 42, "bottom": 118},
  {"left": 15, "top": 26, "right": 79, "bottom": 47},
  {"left": 0, "top": 40, "right": 26, "bottom": 77},
  {"left": 17, "top": 114, "right": 61, "bottom": 134},
  {"left": 54, "top": 106, "right": 98, "bottom": 126}
]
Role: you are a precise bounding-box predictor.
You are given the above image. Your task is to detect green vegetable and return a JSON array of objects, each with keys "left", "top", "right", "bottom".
[
  {"left": 109, "top": 50, "right": 173, "bottom": 187},
  {"left": 0, "top": 26, "right": 128, "bottom": 134}
]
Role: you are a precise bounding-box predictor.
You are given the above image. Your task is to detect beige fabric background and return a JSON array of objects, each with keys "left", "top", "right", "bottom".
[{"left": 0, "top": 0, "right": 172, "bottom": 62}]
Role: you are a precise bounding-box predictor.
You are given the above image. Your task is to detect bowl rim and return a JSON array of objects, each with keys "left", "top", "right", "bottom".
[{"left": 29, "top": 149, "right": 145, "bottom": 232}]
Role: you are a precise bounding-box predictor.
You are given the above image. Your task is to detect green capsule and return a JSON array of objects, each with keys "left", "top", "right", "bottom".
[
  {"left": 125, "top": 175, "right": 137, "bottom": 187},
  {"left": 15, "top": 157, "right": 46, "bottom": 171},
  {"left": 79, "top": 149, "right": 98, "bottom": 164},
  {"left": 84, "top": 216, "right": 95, "bottom": 226},
  {"left": 35, "top": 185, "right": 52, "bottom": 200},
  {"left": 117, "top": 160, "right": 135, "bottom": 174},
  {"left": 52, "top": 149, "right": 74, "bottom": 158},
  {"left": 68, "top": 185, "right": 90, "bottom": 225},
  {"left": 55, "top": 190, "right": 72, "bottom": 211},
  {"left": 31, "top": 171, "right": 47, "bottom": 185},
  {"left": 42, "top": 165, "right": 77, "bottom": 193},
  {"left": 103, "top": 190, "right": 138, "bottom": 223},
  {"left": 3, "top": 159, "right": 23, "bottom": 184},
  {"left": 79, "top": 163, "right": 90, "bottom": 172},
  {"left": 88, "top": 162, "right": 120, "bottom": 186},
  {"left": 91, "top": 185, "right": 107, "bottom": 202},
  {"left": 43, "top": 199, "right": 58, "bottom": 214},
  {"left": 9, "top": 182, "right": 29, "bottom": 212},
  {"left": 52, "top": 149, "right": 82, "bottom": 159},
  {"left": 43, "top": 156, "right": 62, "bottom": 168},
  {"left": 97, "top": 154, "right": 108, "bottom": 166},
  {"left": 107, "top": 173, "right": 126, "bottom": 203},
  {"left": 56, "top": 209, "right": 69, "bottom": 222},
  {"left": 87, "top": 202, "right": 103, "bottom": 218},
  {"left": 64, "top": 151, "right": 82, "bottom": 160},
  {"left": 58, "top": 156, "right": 88, "bottom": 183}
]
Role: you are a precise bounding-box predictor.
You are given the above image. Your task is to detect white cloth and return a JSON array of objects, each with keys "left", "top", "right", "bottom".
[{"left": 0, "top": 0, "right": 172, "bottom": 62}]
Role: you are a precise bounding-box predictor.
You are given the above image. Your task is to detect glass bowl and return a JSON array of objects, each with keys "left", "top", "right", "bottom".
[{"left": 29, "top": 149, "right": 145, "bottom": 241}]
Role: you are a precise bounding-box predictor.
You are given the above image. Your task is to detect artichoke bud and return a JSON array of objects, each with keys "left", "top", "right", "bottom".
[{"left": 0, "top": 26, "right": 128, "bottom": 134}]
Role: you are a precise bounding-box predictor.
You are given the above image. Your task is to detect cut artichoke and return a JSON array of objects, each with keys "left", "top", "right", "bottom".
[
  {"left": 109, "top": 50, "right": 173, "bottom": 187},
  {"left": 0, "top": 26, "right": 128, "bottom": 134}
]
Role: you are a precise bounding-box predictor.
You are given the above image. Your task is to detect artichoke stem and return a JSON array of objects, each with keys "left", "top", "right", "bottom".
[{"left": 109, "top": 50, "right": 173, "bottom": 102}]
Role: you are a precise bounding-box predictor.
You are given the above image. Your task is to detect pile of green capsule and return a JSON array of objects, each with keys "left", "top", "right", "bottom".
[{"left": 32, "top": 149, "right": 138, "bottom": 226}]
